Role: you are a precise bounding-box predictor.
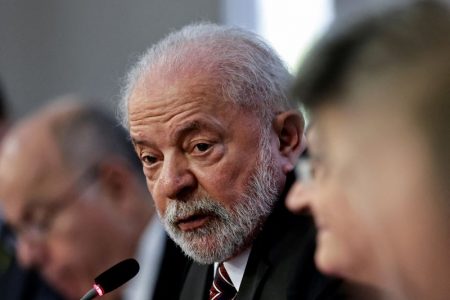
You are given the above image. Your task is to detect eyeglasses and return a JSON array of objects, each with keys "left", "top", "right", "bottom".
[{"left": 2, "top": 165, "right": 99, "bottom": 246}]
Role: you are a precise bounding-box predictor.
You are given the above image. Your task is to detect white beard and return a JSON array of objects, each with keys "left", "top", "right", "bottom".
[{"left": 160, "top": 137, "right": 280, "bottom": 264}]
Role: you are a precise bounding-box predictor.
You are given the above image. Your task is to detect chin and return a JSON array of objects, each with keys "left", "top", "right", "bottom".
[
  {"left": 314, "top": 236, "right": 348, "bottom": 278},
  {"left": 315, "top": 248, "right": 337, "bottom": 276},
  {"left": 316, "top": 245, "right": 376, "bottom": 289}
]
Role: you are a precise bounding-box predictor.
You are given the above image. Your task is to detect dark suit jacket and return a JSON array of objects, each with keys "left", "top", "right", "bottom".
[
  {"left": 1, "top": 222, "right": 63, "bottom": 300},
  {"left": 151, "top": 235, "right": 191, "bottom": 300},
  {"left": 179, "top": 173, "right": 342, "bottom": 300},
  {"left": 0, "top": 256, "right": 63, "bottom": 300}
]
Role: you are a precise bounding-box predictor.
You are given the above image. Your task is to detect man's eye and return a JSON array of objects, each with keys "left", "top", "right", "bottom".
[
  {"left": 141, "top": 155, "right": 157, "bottom": 165},
  {"left": 194, "top": 143, "right": 211, "bottom": 152}
]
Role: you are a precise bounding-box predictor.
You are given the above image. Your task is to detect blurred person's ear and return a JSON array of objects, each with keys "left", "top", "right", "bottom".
[
  {"left": 94, "top": 158, "right": 140, "bottom": 215},
  {"left": 273, "top": 110, "right": 305, "bottom": 174}
]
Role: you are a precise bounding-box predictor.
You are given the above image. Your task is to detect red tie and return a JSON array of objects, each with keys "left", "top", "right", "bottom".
[{"left": 209, "top": 263, "right": 237, "bottom": 300}]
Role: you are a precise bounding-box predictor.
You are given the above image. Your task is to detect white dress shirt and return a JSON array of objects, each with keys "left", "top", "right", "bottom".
[
  {"left": 214, "top": 247, "right": 252, "bottom": 291},
  {"left": 122, "top": 216, "right": 166, "bottom": 300}
]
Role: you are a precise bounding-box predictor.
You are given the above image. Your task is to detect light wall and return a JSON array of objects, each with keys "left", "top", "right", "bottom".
[{"left": 0, "top": 0, "right": 219, "bottom": 119}]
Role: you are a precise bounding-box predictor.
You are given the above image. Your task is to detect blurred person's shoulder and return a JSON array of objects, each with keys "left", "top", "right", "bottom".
[{"left": 0, "top": 256, "right": 63, "bottom": 300}]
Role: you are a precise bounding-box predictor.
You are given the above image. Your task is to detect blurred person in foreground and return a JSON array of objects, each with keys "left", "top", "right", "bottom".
[
  {"left": 0, "top": 80, "right": 63, "bottom": 300},
  {"left": 0, "top": 97, "right": 188, "bottom": 300},
  {"left": 119, "top": 23, "right": 343, "bottom": 300},
  {"left": 287, "top": 1, "right": 450, "bottom": 299}
]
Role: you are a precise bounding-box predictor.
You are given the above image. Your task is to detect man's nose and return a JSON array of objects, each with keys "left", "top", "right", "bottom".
[
  {"left": 155, "top": 154, "right": 196, "bottom": 201},
  {"left": 16, "top": 235, "right": 47, "bottom": 269}
]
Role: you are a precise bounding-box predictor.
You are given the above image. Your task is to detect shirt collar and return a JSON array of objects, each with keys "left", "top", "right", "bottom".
[
  {"left": 123, "top": 216, "right": 166, "bottom": 300},
  {"left": 214, "top": 247, "right": 252, "bottom": 291}
]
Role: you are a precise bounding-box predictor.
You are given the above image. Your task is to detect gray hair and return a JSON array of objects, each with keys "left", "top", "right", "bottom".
[{"left": 119, "top": 22, "right": 298, "bottom": 129}]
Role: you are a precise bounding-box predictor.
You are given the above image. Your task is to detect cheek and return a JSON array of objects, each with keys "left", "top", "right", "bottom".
[
  {"left": 47, "top": 233, "right": 108, "bottom": 294},
  {"left": 47, "top": 238, "right": 91, "bottom": 277},
  {"left": 314, "top": 184, "right": 366, "bottom": 272},
  {"left": 314, "top": 181, "right": 345, "bottom": 222},
  {"left": 45, "top": 227, "right": 95, "bottom": 287},
  {"left": 52, "top": 216, "right": 101, "bottom": 261},
  {"left": 54, "top": 206, "right": 117, "bottom": 260},
  {"left": 145, "top": 179, "right": 166, "bottom": 216},
  {"left": 330, "top": 195, "right": 369, "bottom": 255},
  {"left": 153, "top": 197, "right": 167, "bottom": 218},
  {"left": 199, "top": 149, "right": 262, "bottom": 205},
  {"left": 196, "top": 167, "right": 250, "bottom": 208}
]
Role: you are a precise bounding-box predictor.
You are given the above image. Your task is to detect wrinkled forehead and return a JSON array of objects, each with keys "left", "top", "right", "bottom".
[
  {"left": 131, "top": 63, "right": 223, "bottom": 101},
  {"left": 127, "top": 70, "right": 257, "bottom": 130}
]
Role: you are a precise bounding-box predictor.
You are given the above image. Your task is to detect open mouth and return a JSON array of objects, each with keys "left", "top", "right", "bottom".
[{"left": 176, "top": 213, "right": 211, "bottom": 231}]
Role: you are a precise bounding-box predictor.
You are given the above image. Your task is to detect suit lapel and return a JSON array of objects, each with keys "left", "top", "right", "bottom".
[
  {"left": 235, "top": 253, "right": 270, "bottom": 300},
  {"left": 236, "top": 173, "right": 296, "bottom": 300},
  {"left": 152, "top": 236, "right": 191, "bottom": 300},
  {"left": 180, "top": 263, "right": 213, "bottom": 300}
]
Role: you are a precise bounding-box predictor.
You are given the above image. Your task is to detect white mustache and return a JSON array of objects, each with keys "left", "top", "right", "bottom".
[{"left": 163, "top": 196, "right": 229, "bottom": 225}]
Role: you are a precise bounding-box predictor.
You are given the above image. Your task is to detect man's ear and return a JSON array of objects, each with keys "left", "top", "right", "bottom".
[{"left": 273, "top": 110, "right": 305, "bottom": 174}]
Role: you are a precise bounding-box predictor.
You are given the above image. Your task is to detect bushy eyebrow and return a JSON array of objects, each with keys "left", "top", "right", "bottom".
[
  {"left": 131, "top": 119, "right": 224, "bottom": 150},
  {"left": 131, "top": 137, "right": 155, "bottom": 149},
  {"left": 172, "top": 119, "right": 225, "bottom": 143},
  {"left": 173, "top": 121, "right": 203, "bottom": 140}
]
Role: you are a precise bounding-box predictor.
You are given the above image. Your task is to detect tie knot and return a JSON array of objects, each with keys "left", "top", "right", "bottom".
[{"left": 209, "top": 263, "right": 237, "bottom": 300}]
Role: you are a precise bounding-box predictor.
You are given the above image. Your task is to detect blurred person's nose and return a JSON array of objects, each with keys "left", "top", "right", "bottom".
[
  {"left": 286, "top": 181, "right": 314, "bottom": 214},
  {"left": 155, "top": 153, "right": 197, "bottom": 202},
  {"left": 287, "top": 149, "right": 316, "bottom": 213},
  {"left": 16, "top": 234, "right": 47, "bottom": 269}
]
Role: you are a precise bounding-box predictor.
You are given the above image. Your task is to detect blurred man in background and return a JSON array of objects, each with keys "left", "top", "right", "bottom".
[
  {"left": 0, "top": 97, "right": 188, "bottom": 300},
  {"left": 0, "top": 80, "right": 63, "bottom": 300},
  {"left": 288, "top": 1, "right": 450, "bottom": 299}
]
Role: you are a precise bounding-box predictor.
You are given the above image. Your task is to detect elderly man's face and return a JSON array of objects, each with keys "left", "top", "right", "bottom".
[
  {"left": 0, "top": 128, "right": 131, "bottom": 300},
  {"left": 128, "top": 76, "right": 283, "bottom": 263}
]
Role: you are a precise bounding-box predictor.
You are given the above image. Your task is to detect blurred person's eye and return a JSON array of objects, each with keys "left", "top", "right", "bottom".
[
  {"left": 295, "top": 150, "right": 316, "bottom": 183},
  {"left": 310, "top": 155, "right": 327, "bottom": 180},
  {"left": 295, "top": 157, "right": 312, "bottom": 183},
  {"left": 31, "top": 208, "right": 52, "bottom": 230},
  {"left": 25, "top": 205, "right": 55, "bottom": 233}
]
